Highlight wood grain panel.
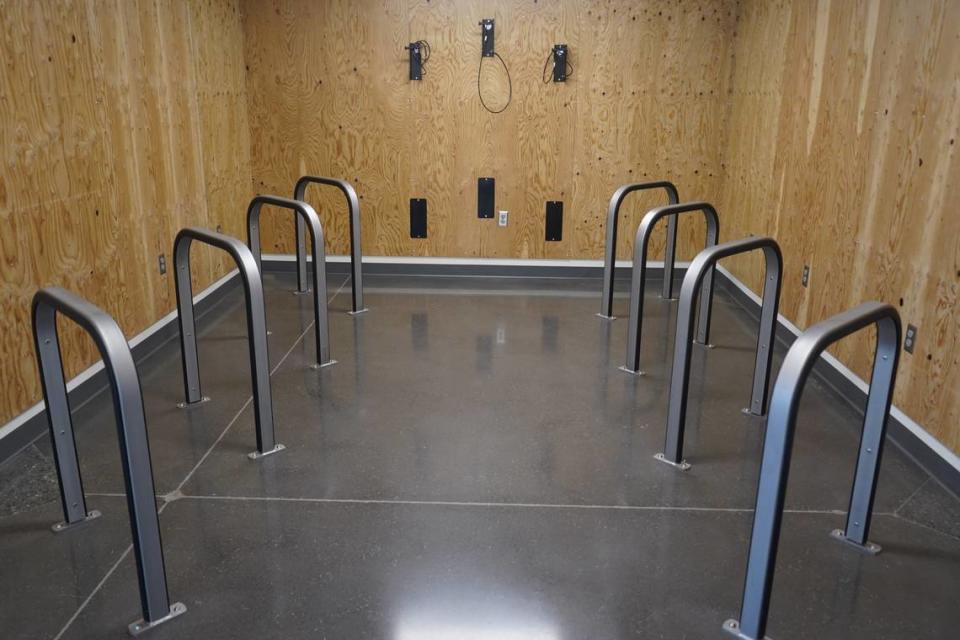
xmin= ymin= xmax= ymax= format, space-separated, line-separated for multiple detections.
xmin=0 ymin=0 xmax=251 ymax=425
xmin=718 ymin=0 xmax=960 ymax=452
xmin=242 ymin=0 xmax=737 ymax=261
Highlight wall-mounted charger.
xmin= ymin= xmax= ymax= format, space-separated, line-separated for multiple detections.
xmin=552 ymin=45 xmax=569 ymax=82
xmin=406 ymin=43 xmax=422 ymax=80
xmin=543 ymin=44 xmax=572 ymax=83
xmin=480 ymin=19 xmax=495 ymax=56
xmin=404 ymin=40 xmax=430 ymax=81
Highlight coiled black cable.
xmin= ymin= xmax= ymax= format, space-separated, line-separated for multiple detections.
xmin=478 ymin=51 xmax=512 ymax=114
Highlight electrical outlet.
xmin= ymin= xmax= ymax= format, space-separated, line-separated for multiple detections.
xmin=904 ymin=324 xmax=918 ymax=354
xmin=498 ymin=210 xmax=508 ymax=226
xmin=158 ymin=254 xmax=167 ymax=275
xmin=801 ymin=264 xmax=810 ymax=287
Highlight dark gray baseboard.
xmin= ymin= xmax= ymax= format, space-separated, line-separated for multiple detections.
xmin=0 ymin=274 xmax=242 ymax=467
xmin=714 ymin=273 xmax=960 ymax=499
xmin=264 ymin=257 xmax=641 ymax=280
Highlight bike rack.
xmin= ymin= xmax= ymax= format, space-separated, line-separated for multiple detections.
xmin=621 ymin=202 xmax=720 ymax=374
xmin=655 ymin=236 xmax=781 ymax=469
xmin=248 ymin=194 xmax=334 ymax=368
xmin=598 ymin=181 xmax=680 ymax=319
xmin=32 ymin=287 xmax=186 ymax=636
xmin=174 ymin=227 xmax=284 ymax=459
xmin=722 ymin=302 xmax=901 ymax=640
xmin=293 ymin=175 xmax=366 ymax=314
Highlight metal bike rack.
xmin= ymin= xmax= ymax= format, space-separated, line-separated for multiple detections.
xmin=598 ymin=181 xmax=680 ymax=319
xmin=293 ymin=175 xmax=366 ymax=314
xmin=723 ymin=302 xmax=901 ymax=640
xmin=622 ymin=202 xmax=720 ymax=374
xmin=248 ymin=194 xmax=334 ymax=368
xmin=32 ymin=287 xmax=186 ymax=636
xmin=174 ymin=227 xmax=284 ymax=459
xmin=655 ymin=237 xmax=781 ymax=469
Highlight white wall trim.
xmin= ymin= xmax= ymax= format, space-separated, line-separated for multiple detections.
xmin=715 ymin=264 xmax=960 ymax=473
xmin=0 ymin=268 xmax=240 ymax=443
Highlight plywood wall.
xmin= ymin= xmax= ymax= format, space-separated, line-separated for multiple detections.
xmin=0 ymin=0 xmax=252 ymax=425
xmin=242 ymin=0 xmax=738 ymax=261
xmin=4 ymin=0 xmax=958 ymax=458
xmin=718 ymin=0 xmax=960 ymax=452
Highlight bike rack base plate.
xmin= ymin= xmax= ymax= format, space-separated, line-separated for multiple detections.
xmin=722 ymin=619 xmax=772 ymax=640
xmin=128 ymin=602 xmax=187 ymax=637
xmin=829 ymin=528 xmax=882 ymax=555
xmin=247 ymin=443 xmax=286 ymax=461
xmin=51 ymin=509 xmax=102 ymax=534
xmin=176 ymin=396 xmax=211 ymax=409
xmin=653 ymin=453 xmax=691 ymax=471
xmin=618 ymin=366 xmax=645 ymax=376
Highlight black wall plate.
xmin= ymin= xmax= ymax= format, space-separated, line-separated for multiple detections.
xmin=408 ymin=42 xmax=422 ymax=80
xmin=410 ymin=198 xmax=427 ymax=238
xmin=552 ymin=44 xmax=568 ymax=82
xmin=478 ymin=178 xmax=495 ymax=218
xmin=545 ymin=201 xmax=563 ymax=241
xmin=480 ymin=19 xmax=495 ymax=57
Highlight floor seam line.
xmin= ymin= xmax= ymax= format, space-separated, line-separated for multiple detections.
xmin=893 ymin=477 xmax=929 ymax=516
xmin=163 ymin=493 xmax=894 ymax=515
xmin=885 ymin=512 xmax=960 ymax=543
xmin=51 ymin=545 xmax=134 ymax=640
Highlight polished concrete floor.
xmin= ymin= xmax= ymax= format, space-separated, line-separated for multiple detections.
xmin=1 ymin=271 xmax=958 ymax=640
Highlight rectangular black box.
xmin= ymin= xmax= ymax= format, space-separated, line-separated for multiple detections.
xmin=410 ymin=198 xmax=427 ymax=238
xmin=546 ymin=201 xmax=563 ymax=241
xmin=478 ymin=178 xmax=495 ymax=218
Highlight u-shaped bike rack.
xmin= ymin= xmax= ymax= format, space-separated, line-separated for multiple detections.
xmin=32 ymin=287 xmax=185 ymax=636
xmin=294 ymin=175 xmax=366 ymax=314
xmin=622 ymin=202 xmax=720 ymax=374
xmin=598 ymin=181 xmax=680 ymax=319
xmin=248 ymin=194 xmax=334 ymax=368
xmin=655 ymin=236 xmax=782 ymax=469
xmin=723 ymin=302 xmax=901 ymax=640
xmin=174 ymin=227 xmax=284 ymax=459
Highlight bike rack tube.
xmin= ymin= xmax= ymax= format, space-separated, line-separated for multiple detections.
xmin=293 ymin=175 xmax=366 ymax=314
xmin=622 ymin=202 xmax=720 ymax=374
xmin=32 ymin=287 xmax=186 ymax=635
xmin=722 ymin=302 xmax=901 ymax=640
xmin=598 ymin=181 xmax=680 ymax=319
xmin=656 ymin=236 xmax=781 ymax=469
xmin=248 ymin=194 xmax=333 ymax=368
xmin=174 ymin=227 xmax=284 ymax=459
